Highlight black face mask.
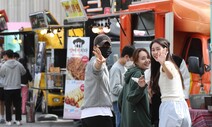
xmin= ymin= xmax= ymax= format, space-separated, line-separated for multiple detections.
xmin=99 ymin=47 xmax=112 ymax=58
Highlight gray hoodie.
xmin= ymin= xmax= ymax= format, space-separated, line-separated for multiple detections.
xmin=81 ymin=57 xmax=112 ymax=109
xmin=0 ymin=59 xmax=26 ymax=90
xmin=0 ymin=62 xmax=4 ymax=87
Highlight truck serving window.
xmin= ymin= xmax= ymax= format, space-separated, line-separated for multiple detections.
xmin=132 ymin=11 xmax=155 ymax=41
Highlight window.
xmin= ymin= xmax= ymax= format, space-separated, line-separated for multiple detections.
xmin=132 ymin=11 xmax=155 ymax=41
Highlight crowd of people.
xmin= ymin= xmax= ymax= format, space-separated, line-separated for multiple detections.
xmin=0 ymin=34 xmax=192 ymax=127
xmin=81 ymin=34 xmax=192 ymax=127
xmin=0 ymin=49 xmax=32 ymax=126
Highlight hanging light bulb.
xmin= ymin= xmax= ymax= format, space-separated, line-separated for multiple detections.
xmin=103 ymin=26 xmax=110 ymax=33
xmin=53 ymin=29 xmax=58 ymax=34
xmin=49 ymin=33 xmax=54 ymax=37
xmin=40 ymin=29 xmax=47 ymax=35
xmin=58 ymin=28 xmax=61 ymax=32
xmin=92 ymin=26 xmax=99 ymax=33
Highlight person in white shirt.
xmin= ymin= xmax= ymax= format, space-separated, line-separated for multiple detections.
xmin=145 ymin=54 xmax=190 ymax=127
xmin=149 ymin=38 xmax=191 ymax=127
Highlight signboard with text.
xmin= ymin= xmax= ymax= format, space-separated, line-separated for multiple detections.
xmin=63 ymin=37 xmax=90 ymax=119
xmin=61 ymin=0 xmax=88 ymax=23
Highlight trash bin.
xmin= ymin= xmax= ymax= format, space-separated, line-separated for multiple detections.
xmin=26 ymin=101 xmax=35 ymax=123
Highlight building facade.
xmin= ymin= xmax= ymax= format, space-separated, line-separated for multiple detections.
xmin=0 ymin=0 xmax=66 ymax=25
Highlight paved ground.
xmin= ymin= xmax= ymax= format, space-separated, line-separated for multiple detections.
xmin=0 ymin=113 xmax=82 ymax=127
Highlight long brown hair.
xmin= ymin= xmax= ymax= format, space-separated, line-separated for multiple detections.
xmin=149 ymin=38 xmax=184 ymax=94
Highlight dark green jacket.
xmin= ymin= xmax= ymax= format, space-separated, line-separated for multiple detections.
xmin=118 ymin=66 xmax=152 ymax=127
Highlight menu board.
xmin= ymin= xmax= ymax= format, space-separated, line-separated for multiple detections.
xmin=29 ymin=11 xmax=59 ymax=30
xmin=0 ymin=10 xmax=8 ymax=31
xmin=0 ymin=16 xmax=7 ymax=31
xmin=61 ymin=0 xmax=88 ymax=23
xmin=35 ymin=42 xmax=46 ymax=73
xmin=29 ymin=12 xmax=48 ymax=30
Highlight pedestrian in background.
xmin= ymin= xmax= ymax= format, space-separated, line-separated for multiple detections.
xmin=118 ymin=48 xmax=152 ymax=127
xmin=149 ymin=38 xmax=191 ymax=127
xmin=109 ymin=45 xmax=135 ymax=127
xmin=13 ymin=52 xmax=20 ymax=60
xmin=81 ymin=34 xmax=114 ymax=127
xmin=11 ymin=52 xmax=20 ymax=115
xmin=19 ymin=58 xmax=33 ymax=115
xmin=0 ymin=49 xmax=26 ymax=126
xmin=0 ymin=51 xmax=6 ymax=124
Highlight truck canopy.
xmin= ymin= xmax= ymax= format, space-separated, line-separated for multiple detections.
xmin=173 ymin=0 xmax=210 ymax=35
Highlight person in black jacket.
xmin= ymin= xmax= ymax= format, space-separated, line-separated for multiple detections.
xmin=19 ymin=58 xmax=32 ymax=115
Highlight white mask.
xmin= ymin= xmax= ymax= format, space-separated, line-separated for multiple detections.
xmin=125 ymin=61 xmax=134 ymax=68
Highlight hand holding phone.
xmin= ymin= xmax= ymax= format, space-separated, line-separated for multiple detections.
xmin=131 ymin=77 xmax=139 ymax=83
xmin=138 ymin=75 xmax=146 ymax=87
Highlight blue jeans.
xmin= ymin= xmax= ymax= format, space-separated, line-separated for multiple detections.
xmin=113 ymin=102 xmax=120 ymax=127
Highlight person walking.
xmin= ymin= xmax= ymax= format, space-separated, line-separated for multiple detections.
xmin=81 ymin=34 xmax=114 ymax=127
xmin=149 ymin=38 xmax=191 ymax=127
xmin=19 ymin=58 xmax=33 ymax=115
xmin=0 ymin=50 xmax=26 ymax=126
xmin=109 ymin=45 xmax=135 ymax=127
xmin=118 ymin=48 xmax=152 ymax=127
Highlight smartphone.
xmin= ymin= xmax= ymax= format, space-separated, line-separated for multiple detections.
xmin=131 ymin=77 xmax=139 ymax=83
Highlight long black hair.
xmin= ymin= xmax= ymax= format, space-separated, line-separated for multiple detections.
xmin=149 ymin=38 xmax=184 ymax=94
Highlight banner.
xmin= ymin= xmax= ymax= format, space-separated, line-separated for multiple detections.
xmin=63 ymin=37 xmax=90 ymax=119
xmin=33 ymin=73 xmax=41 ymax=106
xmin=35 ymin=42 xmax=46 ymax=73
xmin=60 ymin=0 xmax=88 ymax=22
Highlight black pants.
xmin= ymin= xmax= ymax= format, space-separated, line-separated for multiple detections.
xmin=81 ymin=115 xmax=114 ymax=127
xmin=4 ymin=89 xmax=22 ymax=121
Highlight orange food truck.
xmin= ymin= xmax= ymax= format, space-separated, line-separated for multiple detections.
xmin=118 ymin=0 xmax=210 ymax=95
